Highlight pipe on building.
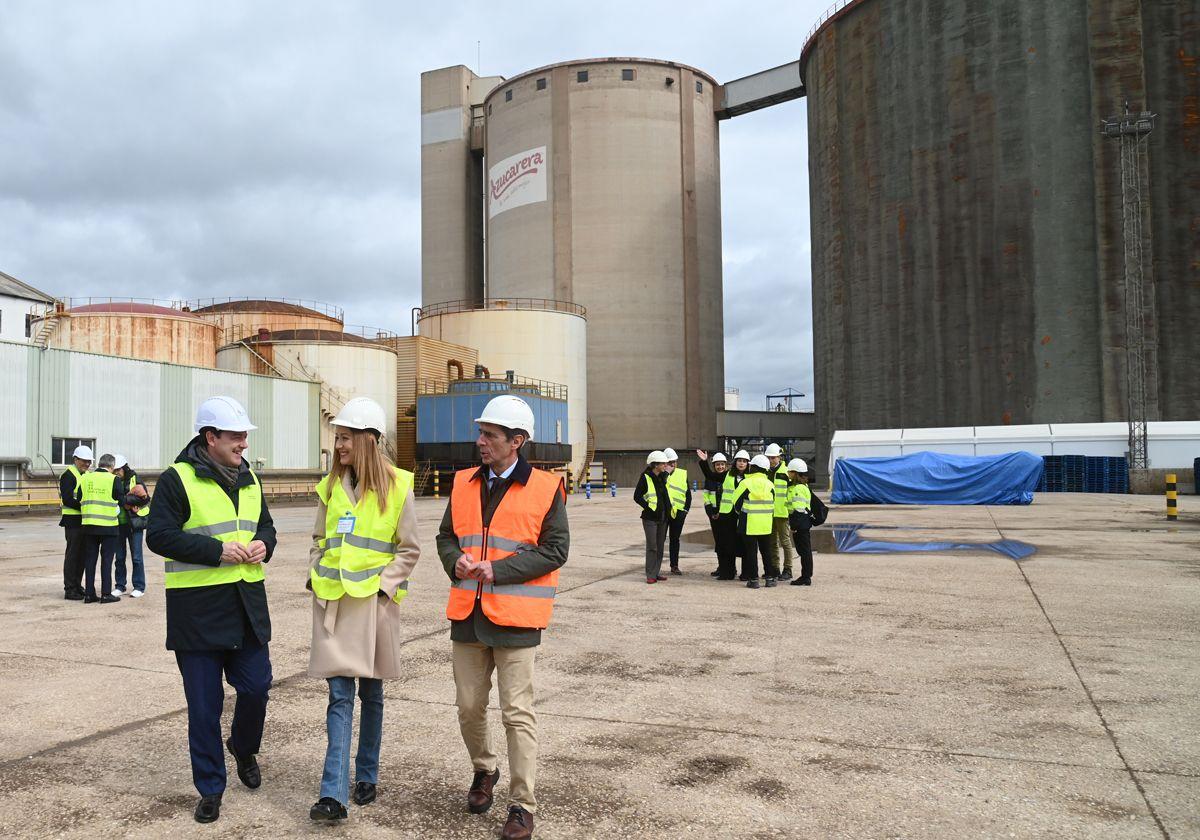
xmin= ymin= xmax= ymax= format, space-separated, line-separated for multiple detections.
xmin=447 ymin=359 xmax=464 ymax=380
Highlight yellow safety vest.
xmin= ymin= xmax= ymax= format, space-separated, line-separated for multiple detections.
xmin=126 ymin=470 xmax=151 ymax=525
xmin=641 ymin=471 xmax=659 ymax=512
xmin=789 ymin=482 xmax=812 ymax=514
xmin=80 ymin=470 xmax=119 ymax=527
xmin=733 ymin=472 xmax=775 ymax=535
xmin=772 ymin=465 xmax=790 ymax=517
xmin=312 ymin=467 xmax=412 ymax=602
xmin=665 ymin=467 xmax=689 ymax=518
xmin=164 ymin=461 xmax=264 ymax=590
xmin=61 ymin=464 xmax=83 ymax=520
xmin=718 ymin=473 xmax=740 ymax=515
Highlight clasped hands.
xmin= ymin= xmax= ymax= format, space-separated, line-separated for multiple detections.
xmin=454 ymin=555 xmax=495 ymax=584
xmin=220 ymin=540 xmax=268 ymax=565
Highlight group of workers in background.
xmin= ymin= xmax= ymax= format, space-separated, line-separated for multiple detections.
xmin=636 ymin=443 xmax=815 ymax=589
xmin=59 ymin=446 xmax=151 ymax=602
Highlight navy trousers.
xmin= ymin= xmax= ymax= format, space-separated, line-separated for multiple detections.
xmin=175 ymin=636 xmax=272 ymax=796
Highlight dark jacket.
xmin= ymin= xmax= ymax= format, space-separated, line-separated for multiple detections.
xmin=634 ymin=470 xmax=671 ymax=522
xmin=436 ymin=454 xmax=570 ymax=649
xmin=146 ymin=437 xmax=277 ymax=651
xmin=59 ymin=469 xmax=81 ymax=528
xmin=80 ymin=469 xmax=123 ymax=537
xmin=700 ymin=459 xmax=745 ymax=520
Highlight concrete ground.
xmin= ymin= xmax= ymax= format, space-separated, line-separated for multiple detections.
xmin=0 ymin=492 xmax=1197 ymax=839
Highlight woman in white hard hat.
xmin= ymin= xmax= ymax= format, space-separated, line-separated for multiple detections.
xmin=307 ymin=397 xmax=421 ymax=822
xmin=786 ymin=458 xmax=814 ymax=586
xmin=635 ymin=451 xmax=673 ymax=584
xmin=730 ymin=454 xmax=780 ymax=588
xmin=695 ymin=449 xmax=738 ymax=580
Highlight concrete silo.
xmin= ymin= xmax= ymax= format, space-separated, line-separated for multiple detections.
xmin=422 ymin=59 xmax=725 ymax=483
xmin=802 ymin=0 xmax=1200 ymax=463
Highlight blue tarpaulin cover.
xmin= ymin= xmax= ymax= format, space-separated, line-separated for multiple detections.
xmin=831 ymin=451 xmax=1043 ymax=506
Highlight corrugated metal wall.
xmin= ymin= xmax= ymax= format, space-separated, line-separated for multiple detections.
xmin=0 ymin=341 xmax=319 ymax=472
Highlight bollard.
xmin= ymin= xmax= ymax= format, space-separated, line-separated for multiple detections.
xmin=566 ymin=468 xmax=573 ymax=495
xmin=584 ymin=481 xmax=592 ymax=500
xmin=1167 ymin=473 xmax=1178 ymax=521
xmin=692 ymin=479 xmax=698 ymax=493
xmin=610 ymin=482 xmax=617 ymax=497
xmin=433 ymin=470 xmax=440 ymax=499
xmin=602 ymin=467 xmax=608 ymax=488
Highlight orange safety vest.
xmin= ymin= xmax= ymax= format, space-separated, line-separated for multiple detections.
xmin=446 ymin=465 xmax=566 ymax=629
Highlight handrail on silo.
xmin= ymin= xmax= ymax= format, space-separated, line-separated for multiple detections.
xmin=185 ymin=296 xmax=346 ymax=323
xmin=412 ymin=298 xmax=587 ymax=332
xmin=802 ymin=0 xmax=863 ymax=57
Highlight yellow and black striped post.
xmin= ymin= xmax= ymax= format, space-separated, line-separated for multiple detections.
xmin=1166 ymin=473 xmax=1177 ymax=521
xmin=433 ymin=470 xmax=441 ymax=499
xmin=566 ymin=468 xmax=573 ymax=495
xmin=602 ymin=467 xmax=608 ymax=488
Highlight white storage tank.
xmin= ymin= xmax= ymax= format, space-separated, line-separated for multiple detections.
xmin=417 ymin=300 xmax=587 ymax=477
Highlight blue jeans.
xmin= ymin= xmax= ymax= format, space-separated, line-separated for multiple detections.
xmin=320 ymin=677 xmax=384 ymax=804
xmin=114 ymin=526 xmax=146 ymax=592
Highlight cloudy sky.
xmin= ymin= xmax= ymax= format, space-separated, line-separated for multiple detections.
xmin=1 ymin=0 xmax=825 ymax=411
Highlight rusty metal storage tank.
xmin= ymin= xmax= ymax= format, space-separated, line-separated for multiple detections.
xmin=802 ymin=0 xmax=1200 ymax=465
xmin=35 ymin=299 xmax=218 ymax=367
xmin=190 ymin=297 xmax=344 ymax=345
xmin=422 ymin=59 xmax=725 ymax=481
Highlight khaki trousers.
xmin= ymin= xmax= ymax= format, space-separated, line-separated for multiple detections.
xmin=452 ymin=641 xmax=538 ymax=812
xmin=771 ymin=517 xmax=795 ymax=575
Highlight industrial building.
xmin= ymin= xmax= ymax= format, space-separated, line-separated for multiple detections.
xmin=803 ymin=0 xmax=1200 ymax=465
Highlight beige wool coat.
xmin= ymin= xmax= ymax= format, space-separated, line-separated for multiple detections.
xmin=307 ymin=473 xmax=421 ymax=679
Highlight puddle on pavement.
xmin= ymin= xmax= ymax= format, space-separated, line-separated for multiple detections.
xmin=810 ymin=525 xmax=1036 ymax=560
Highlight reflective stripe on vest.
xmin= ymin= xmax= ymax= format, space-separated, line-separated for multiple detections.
xmin=702 ymin=488 xmax=716 ymax=507
xmin=772 ymin=466 xmax=790 ymax=517
xmin=642 ymin=473 xmax=658 ymax=512
xmin=165 ymin=461 xmax=264 ymax=590
xmin=80 ymin=471 xmax=119 ymax=527
xmin=447 ymin=466 xmax=565 ymax=629
xmin=61 ymin=465 xmax=82 ymax=518
xmin=738 ymin=473 xmax=775 ymax=535
xmin=665 ymin=468 xmax=688 ymax=516
xmin=718 ymin=473 xmax=740 ymax=515
xmin=311 ymin=467 xmax=413 ymax=601
xmin=789 ymin=483 xmax=812 ymax=513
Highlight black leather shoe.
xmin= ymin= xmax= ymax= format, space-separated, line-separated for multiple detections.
xmin=194 ymin=793 xmax=222 ymax=823
xmin=352 ymin=781 xmax=376 ymax=805
xmin=746 ymin=580 xmax=761 ymax=589
xmin=99 ymin=594 xmax=120 ymax=603
xmin=709 ymin=569 xmax=720 ymax=577
xmin=670 ymin=567 xmax=682 ymax=575
xmin=226 ymin=738 xmax=261 ymax=789
xmin=765 ymin=577 xmax=777 ymax=588
xmin=64 ymin=590 xmax=84 ymax=601
xmin=82 ymin=594 xmax=98 ymax=603
xmin=309 ymin=797 xmax=347 ymax=821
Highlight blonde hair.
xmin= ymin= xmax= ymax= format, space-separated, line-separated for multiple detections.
xmin=329 ymin=429 xmax=394 ymax=513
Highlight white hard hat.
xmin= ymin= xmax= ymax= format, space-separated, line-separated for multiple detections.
xmin=663 ymin=447 xmax=678 ymax=461
xmin=113 ymin=454 xmax=128 ymax=469
xmin=764 ymin=443 xmax=783 ymax=457
xmin=194 ymin=395 xmax=257 ymax=433
xmin=710 ymin=452 xmax=728 ymax=464
xmin=475 ymin=395 xmax=535 ymax=441
xmin=72 ymin=445 xmax=94 ymax=461
xmin=750 ymin=454 xmax=770 ymax=470
xmin=787 ymin=458 xmax=808 ymax=473
xmin=734 ymin=450 xmax=750 ymax=462
xmin=332 ymin=397 xmax=387 ymax=435
xmin=647 ymin=450 xmax=669 ymax=465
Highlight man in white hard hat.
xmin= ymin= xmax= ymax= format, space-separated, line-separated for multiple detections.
xmin=436 ymin=394 xmax=569 ymax=840
xmin=59 ymin=444 xmax=93 ymax=600
xmin=79 ymin=452 xmax=125 ymax=603
xmin=786 ymin=458 xmax=814 ymax=586
xmin=661 ymin=448 xmax=691 ymax=575
xmin=147 ymin=396 xmax=277 ymax=824
xmin=636 ymin=451 xmax=673 ymax=583
xmin=763 ymin=443 xmax=796 ymax=581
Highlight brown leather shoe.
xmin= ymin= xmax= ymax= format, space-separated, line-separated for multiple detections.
xmin=467 ymin=768 xmax=499 ymax=814
xmin=501 ymin=805 xmax=534 ymax=839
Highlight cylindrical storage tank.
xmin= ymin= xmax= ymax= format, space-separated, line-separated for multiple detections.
xmin=466 ymin=58 xmax=724 ymax=479
xmin=418 ymin=301 xmax=587 ymax=476
xmin=802 ymin=0 xmax=1200 ymax=468
xmin=39 ymin=301 xmax=218 ymax=367
xmin=217 ymin=329 xmax=397 ymax=458
xmin=191 ymin=298 xmax=343 ymax=344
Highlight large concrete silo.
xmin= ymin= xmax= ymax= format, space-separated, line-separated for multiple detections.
xmin=802 ymin=0 xmax=1200 ymax=463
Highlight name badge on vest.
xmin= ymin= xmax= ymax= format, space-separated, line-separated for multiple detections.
xmin=336 ymin=514 xmax=356 ymax=534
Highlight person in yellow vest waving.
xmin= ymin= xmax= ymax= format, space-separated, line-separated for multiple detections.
xmin=436 ymin=395 xmax=569 ymax=840
xmin=306 ymin=397 xmax=421 ymax=822
xmin=79 ymin=452 xmax=124 ymax=603
xmin=146 ymin=395 xmax=277 ymax=825
xmin=662 ymin=448 xmax=692 ymax=575
xmin=59 ymin=444 xmax=92 ymax=600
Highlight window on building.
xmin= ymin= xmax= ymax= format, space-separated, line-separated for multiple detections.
xmin=622 ymin=68 xmax=635 ymax=81
xmin=696 ymin=80 xmax=703 ymax=93
xmin=577 ymin=70 xmax=588 ymax=83
xmin=51 ymin=437 xmax=96 ymax=466
xmin=505 ymin=89 xmax=512 ymax=102
xmin=24 ymin=313 xmax=32 ymax=338
xmin=536 ymin=77 xmax=546 ymax=90
xmin=0 ymin=464 xmax=18 ymax=494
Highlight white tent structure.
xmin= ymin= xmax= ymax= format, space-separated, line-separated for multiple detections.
xmin=829 ymin=421 xmax=1200 ymax=474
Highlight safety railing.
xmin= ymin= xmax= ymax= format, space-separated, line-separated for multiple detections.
xmin=418 ymin=374 xmax=568 ymax=401
xmin=51 ymin=297 xmax=194 ymax=312
xmin=803 ymin=0 xmax=861 ymax=52
xmin=187 ymin=297 xmax=345 ymax=322
xmin=412 ymin=298 xmax=586 ymax=334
